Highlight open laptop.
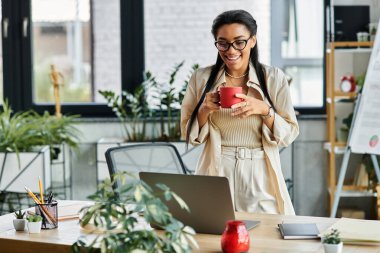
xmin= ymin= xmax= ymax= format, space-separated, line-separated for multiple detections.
xmin=139 ymin=172 xmax=260 ymax=234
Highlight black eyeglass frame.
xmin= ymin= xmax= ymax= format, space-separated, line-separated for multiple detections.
xmin=214 ymin=37 xmax=251 ymax=52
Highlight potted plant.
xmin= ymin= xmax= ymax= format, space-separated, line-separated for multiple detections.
xmin=13 ymin=210 xmax=26 ymax=231
xmin=337 ymin=112 xmax=352 ymax=142
xmin=99 ymin=62 xmax=199 ymax=142
xmin=361 ymin=154 xmax=380 ymax=190
xmin=0 ymin=101 xmax=51 ymax=193
xmin=0 ymin=101 xmax=81 ymax=193
xmin=96 ymin=62 xmax=200 ymax=181
xmin=149 ymin=62 xmax=199 ymax=141
xmin=71 ymin=172 xmax=198 ymax=252
xmin=27 ymin=214 xmax=43 ymax=234
xmin=322 ymin=229 xmax=343 ymax=253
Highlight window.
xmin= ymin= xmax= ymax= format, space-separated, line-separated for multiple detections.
xmin=2 ymin=0 xmax=323 ymax=116
xmin=32 ymin=0 xmax=92 ymax=103
xmin=1 ymin=0 xmax=137 ymax=116
xmin=271 ymin=0 xmax=325 ymax=114
xmin=31 ymin=0 xmax=122 ymax=105
xmin=144 ymin=0 xmax=271 ymax=89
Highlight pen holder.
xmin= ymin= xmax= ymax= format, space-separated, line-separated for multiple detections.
xmin=35 ymin=200 xmax=58 ymax=229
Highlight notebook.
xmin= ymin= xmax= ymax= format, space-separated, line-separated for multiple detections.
xmin=320 ymin=218 xmax=380 ymax=245
xmin=278 ymin=223 xmax=320 ymax=239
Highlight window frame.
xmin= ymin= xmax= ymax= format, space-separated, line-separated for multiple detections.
xmin=1 ymin=0 xmax=145 ymax=117
xmin=270 ymin=0 xmax=326 ymax=115
xmin=2 ymin=0 xmax=327 ymax=116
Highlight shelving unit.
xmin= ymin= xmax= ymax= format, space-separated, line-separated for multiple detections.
xmin=325 ymin=41 xmax=374 ymax=213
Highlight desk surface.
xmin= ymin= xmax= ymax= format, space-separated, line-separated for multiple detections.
xmin=0 ymin=201 xmax=379 ymax=253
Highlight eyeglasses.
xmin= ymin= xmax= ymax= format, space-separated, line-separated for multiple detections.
xmin=214 ymin=38 xmax=250 ymax=52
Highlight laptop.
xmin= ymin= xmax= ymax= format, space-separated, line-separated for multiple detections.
xmin=139 ymin=172 xmax=260 ymax=234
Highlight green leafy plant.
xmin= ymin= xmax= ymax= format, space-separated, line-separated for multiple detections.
xmin=27 ymin=214 xmax=43 ymax=222
xmin=338 ymin=112 xmax=353 ymax=140
xmin=71 ymin=172 xmax=197 ymax=253
xmin=362 ymin=154 xmax=380 ymax=190
xmin=0 ymin=101 xmax=45 ymax=165
xmin=355 ymin=73 xmax=366 ymax=91
xmin=0 ymin=101 xmax=81 ymax=163
xmin=99 ymin=62 xmax=199 ymax=142
xmin=322 ymin=229 xmax=341 ymax=244
xmin=151 ymin=62 xmax=199 ymax=141
xmin=99 ymin=83 xmax=151 ymax=142
xmin=36 ymin=112 xmax=81 ymax=159
xmin=14 ymin=210 xmax=26 ymax=219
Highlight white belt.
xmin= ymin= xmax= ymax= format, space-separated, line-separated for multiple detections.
xmin=221 ymin=146 xmax=264 ymax=160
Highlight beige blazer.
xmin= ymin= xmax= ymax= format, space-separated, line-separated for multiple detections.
xmin=180 ymin=63 xmax=299 ymax=215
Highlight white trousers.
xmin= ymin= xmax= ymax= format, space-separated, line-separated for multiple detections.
xmin=220 ymin=146 xmax=278 ymax=214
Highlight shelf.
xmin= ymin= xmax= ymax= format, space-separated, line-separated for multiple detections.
xmin=323 ymin=142 xmax=347 ymax=154
xmin=329 ymin=187 xmax=377 ymax=198
xmin=334 ymin=48 xmax=372 ymax=53
xmin=334 ymin=91 xmax=357 ymax=98
xmin=341 ymin=190 xmax=377 ymax=197
xmin=329 ymin=41 xmax=374 ymax=48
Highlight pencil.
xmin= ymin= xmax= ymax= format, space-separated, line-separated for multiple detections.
xmin=24 ymin=186 xmax=57 ymax=223
xmin=38 ymin=176 xmax=44 ymax=204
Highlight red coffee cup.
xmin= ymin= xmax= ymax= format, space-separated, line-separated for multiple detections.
xmin=219 ymin=86 xmax=243 ymax=108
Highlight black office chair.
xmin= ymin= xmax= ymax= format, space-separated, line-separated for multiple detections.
xmin=105 ymin=143 xmax=189 ymax=183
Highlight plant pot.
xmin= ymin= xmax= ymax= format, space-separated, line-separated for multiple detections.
xmin=323 ymin=242 xmax=343 ymax=253
xmin=0 ymin=146 xmax=51 ymax=193
xmin=27 ymin=221 xmax=42 ymax=234
xmin=13 ymin=219 xmax=26 ymax=231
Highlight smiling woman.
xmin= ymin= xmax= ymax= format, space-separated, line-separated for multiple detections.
xmin=181 ymin=10 xmax=299 ymax=215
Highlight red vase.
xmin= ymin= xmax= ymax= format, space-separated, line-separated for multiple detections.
xmin=221 ymin=220 xmax=250 ymax=253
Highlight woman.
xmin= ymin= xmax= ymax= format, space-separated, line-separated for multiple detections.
xmin=181 ymin=10 xmax=299 ymax=215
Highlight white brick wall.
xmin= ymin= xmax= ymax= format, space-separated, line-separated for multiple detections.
xmin=92 ymin=0 xmax=121 ymax=102
xmin=92 ymin=1 xmax=270 ymax=99
xmin=144 ymin=0 xmax=270 ymax=86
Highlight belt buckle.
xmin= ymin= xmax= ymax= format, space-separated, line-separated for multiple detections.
xmin=237 ymin=147 xmax=246 ymax=159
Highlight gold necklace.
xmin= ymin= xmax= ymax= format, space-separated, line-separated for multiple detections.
xmin=225 ymin=70 xmax=249 ymax=79
xmin=225 ymin=75 xmax=247 ymax=87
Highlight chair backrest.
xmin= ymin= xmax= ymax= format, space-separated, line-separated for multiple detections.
xmin=105 ymin=143 xmax=188 ymax=181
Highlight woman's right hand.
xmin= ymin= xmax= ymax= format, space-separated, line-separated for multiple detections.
xmin=199 ymin=91 xmax=220 ymax=115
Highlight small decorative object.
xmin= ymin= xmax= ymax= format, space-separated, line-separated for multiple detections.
xmin=356 ymin=31 xmax=369 ymax=42
xmin=27 ymin=214 xmax=43 ymax=234
xmin=322 ymin=228 xmax=343 ymax=253
xmin=369 ymin=23 xmax=377 ymax=41
xmin=13 ymin=210 xmax=26 ymax=231
xmin=49 ymin=64 xmax=64 ymax=118
xmin=339 ymin=74 xmax=356 ymax=93
xmin=221 ymin=220 xmax=250 ymax=253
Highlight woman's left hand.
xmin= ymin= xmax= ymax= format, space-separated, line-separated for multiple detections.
xmin=230 ymin=93 xmax=269 ymax=118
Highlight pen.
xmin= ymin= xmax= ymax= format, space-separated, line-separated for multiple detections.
xmin=47 ymin=191 xmax=54 ymax=204
xmin=39 ymin=176 xmax=44 ymax=204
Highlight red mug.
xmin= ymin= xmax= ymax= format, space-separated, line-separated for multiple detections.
xmin=219 ymin=86 xmax=243 ymax=108
xmin=221 ymin=220 xmax=250 ymax=253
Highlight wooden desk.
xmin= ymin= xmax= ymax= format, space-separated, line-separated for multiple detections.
xmin=0 ymin=201 xmax=379 ymax=253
